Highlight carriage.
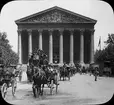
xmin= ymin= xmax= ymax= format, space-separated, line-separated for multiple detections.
xmin=0 ymin=64 xmax=18 ymax=98
xmin=26 ymin=49 xmax=59 ymax=97
xmin=103 ymin=61 xmax=112 ymax=77
xmin=89 ymin=63 xmax=99 ymax=75
xmin=59 ymin=64 xmax=71 ymax=81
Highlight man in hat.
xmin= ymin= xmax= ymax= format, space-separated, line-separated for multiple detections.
xmin=94 ymin=67 xmax=99 ymax=81
xmin=18 ymin=64 xmax=23 ymax=82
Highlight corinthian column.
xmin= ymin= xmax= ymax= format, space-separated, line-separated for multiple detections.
xmin=28 ymin=29 xmax=32 ymax=57
xmin=90 ymin=29 xmax=95 ymax=64
xmin=18 ymin=29 xmax=22 ymax=64
xmin=59 ymin=29 xmax=63 ymax=66
xmin=69 ymin=29 xmax=74 ymax=66
xmin=38 ymin=29 xmax=43 ymax=50
xmin=80 ymin=29 xmax=84 ymax=65
xmin=49 ymin=29 xmax=53 ymax=64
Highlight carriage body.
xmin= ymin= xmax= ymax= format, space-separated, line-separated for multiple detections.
xmin=0 ymin=64 xmax=17 ymax=98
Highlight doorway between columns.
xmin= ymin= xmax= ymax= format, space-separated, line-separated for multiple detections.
xmin=53 ymin=30 xmax=59 ymax=63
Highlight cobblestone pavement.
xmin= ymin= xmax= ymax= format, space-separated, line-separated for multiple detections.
xmin=4 ymin=73 xmax=114 ymax=105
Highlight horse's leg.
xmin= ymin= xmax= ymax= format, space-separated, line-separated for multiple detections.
xmin=39 ymin=85 xmax=42 ymax=96
xmin=63 ymin=75 xmax=64 ymax=81
xmin=37 ymin=85 xmax=40 ymax=97
xmin=60 ymin=73 xmax=61 ymax=81
xmin=41 ymin=84 xmax=44 ymax=96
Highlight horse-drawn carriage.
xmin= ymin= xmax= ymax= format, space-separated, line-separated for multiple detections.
xmin=103 ymin=61 xmax=112 ymax=77
xmin=59 ymin=64 xmax=71 ymax=81
xmin=88 ymin=63 xmax=99 ymax=76
xmin=26 ymin=49 xmax=59 ymax=97
xmin=0 ymin=64 xmax=18 ymax=98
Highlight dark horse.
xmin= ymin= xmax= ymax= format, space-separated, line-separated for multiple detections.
xmin=32 ymin=65 xmax=59 ymax=97
xmin=32 ymin=66 xmax=47 ymax=97
xmin=26 ymin=65 xmax=33 ymax=82
xmin=59 ymin=66 xmax=70 ymax=81
xmin=27 ymin=49 xmax=59 ymax=97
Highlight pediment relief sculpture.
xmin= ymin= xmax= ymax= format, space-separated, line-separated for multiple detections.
xmin=22 ymin=10 xmax=91 ymax=23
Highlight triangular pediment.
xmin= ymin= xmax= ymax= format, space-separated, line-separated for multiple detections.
xmin=15 ymin=6 xmax=97 ymax=24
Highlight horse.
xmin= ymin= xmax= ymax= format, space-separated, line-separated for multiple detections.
xmin=81 ymin=66 xmax=86 ymax=74
xmin=59 ymin=66 xmax=70 ymax=81
xmin=103 ymin=67 xmax=112 ymax=77
xmin=32 ymin=66 xmax=47 ymax=97
xmin=69 ymin=66 xmax=77 ymax=76
xmin=26 ymin=65 xmax=33 ymax=82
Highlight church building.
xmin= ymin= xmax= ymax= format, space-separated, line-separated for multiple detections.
xmin=15 ymin=6 xmax=97 ymax=66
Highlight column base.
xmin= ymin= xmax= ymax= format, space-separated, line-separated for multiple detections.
xmin=59 ymin=62 xmax=64 ymax=66
xmin=18 ymin=63 xmax=22 ymax=65
xmin=79 ymin=62 xmax=85 ymax=67
xmin=69 ymin=62 xmax=75 ymax=67
xmin=90 ymin=61 xmax=94 ymax=64
xmin=49 ymin=62 xmax=53 ymax=65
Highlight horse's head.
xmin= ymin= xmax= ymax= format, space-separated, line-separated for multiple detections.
xmin=33 ymin=66 xmax=38 ymax=74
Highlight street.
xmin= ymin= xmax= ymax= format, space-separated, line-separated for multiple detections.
xmin=4 ymin=73 xmax=114 ymax=105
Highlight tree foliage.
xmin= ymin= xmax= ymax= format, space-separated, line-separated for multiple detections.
xmin=94 ymin=34 xmax=114 ymax=63
xmin=0 ymin=32 xmax=18 ymax=65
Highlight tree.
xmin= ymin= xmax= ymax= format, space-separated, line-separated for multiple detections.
xmin=94 ymin=34 xmax=114 ymax=63
xmin=105 ymin=34 xmax=114 ymax=44
xmin=0 ymin=32 xmax=18 ymax=65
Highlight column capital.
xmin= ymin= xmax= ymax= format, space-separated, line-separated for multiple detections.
xmin=27 ymin=29 xmax=32 ymax=34
xmin=17 ymin=29 xmax=22 ymax=34
xmin=79 ymin=28 xmax=85 ymax=32
xmin=37 ymin=29 xmax=43 ymax=33
xmin=79 ymin=28 xmax=85 ymax=35
xmin=74 ymin=28 xmax=80 ymax=31
xmin=89 ymin=29 xmax=95 ymax=34
xmin=48 ymin=28 xmax=53 ymax=34
xmin=69 ymin=29 xmax=74 ymax=34
xmin=59 ymin=29 xmax=64 ymax=34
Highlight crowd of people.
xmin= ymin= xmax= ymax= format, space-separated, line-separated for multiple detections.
xmin=0 ymin=48 xmax=100 ymax=86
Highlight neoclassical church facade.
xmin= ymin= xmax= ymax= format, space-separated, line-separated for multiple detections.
xmin=15 ymin=6 xmax=97 ymax=66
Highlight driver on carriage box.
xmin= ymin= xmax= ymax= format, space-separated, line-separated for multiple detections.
xmin=63 ymin=62 xmax=67 ymax=68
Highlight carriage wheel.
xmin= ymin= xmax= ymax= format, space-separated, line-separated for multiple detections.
xmin=12 ymin=79 xmax=17 ymax=96
xmin=32 ymin=85 xmax=37 ymax=98
xmin=1 ymin=83 xmax=8 ymax=99
xmin=55 ymin=81 xmax=58 ymax=94
xmin=68 ymin=72 xmax=71 ymax=80
xmin=50 ymin=80 xmax=54 ymax=95
xmin=12 ymin=82 xmax=17 ymax=96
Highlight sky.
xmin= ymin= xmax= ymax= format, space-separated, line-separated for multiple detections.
xmin=0 ymin=0 xmax=114 ymax=53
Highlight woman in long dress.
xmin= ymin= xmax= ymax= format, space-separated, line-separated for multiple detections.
xmin=21 ymin=66 xmax=27 ymax=82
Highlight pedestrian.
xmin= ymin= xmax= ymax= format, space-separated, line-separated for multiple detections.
xmin=19 ymin=64 xmax=22 ymax=82
xmin=94 ymin=67 xmax=99 ymax=81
